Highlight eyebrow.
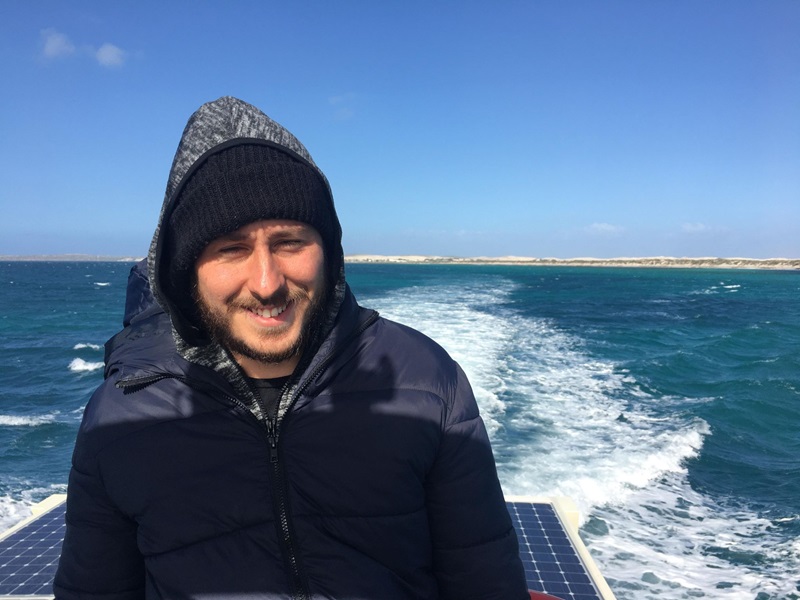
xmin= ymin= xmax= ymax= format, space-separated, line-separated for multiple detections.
xmin=216 ymin=225 xmax=311 ymax=243
xmin=217 ymin=231 xmax=249 ymax=242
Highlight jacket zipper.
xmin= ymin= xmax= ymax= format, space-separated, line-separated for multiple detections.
xmin=267 ymin=409 xmax=307 ymax=600
xmin=116 ymin=373 xmax=174 ymax=394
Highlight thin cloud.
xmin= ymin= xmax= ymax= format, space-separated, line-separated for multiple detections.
xmin=681 ymin=222 xmax=709 ymax=234
xmin=95 ymin=43 xmax=126 ymax=67
xmin=39 ymin=29 xmax=127 ymax=67
xmin=585 ymin=222 xmax=625 ymax=236
xmin=329 ymin=93 xmax=356 ymax=121
xmin=41 ymin=28 xmax=75 ymax=59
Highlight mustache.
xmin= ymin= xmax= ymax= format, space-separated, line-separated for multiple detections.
xmin=228 ymin=287 xmax=309 ymax=312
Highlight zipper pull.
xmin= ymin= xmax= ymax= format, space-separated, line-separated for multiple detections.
xmin=266 ymin=417 xmax=279 ymax=463
xmin=116 ymin=373 xmax=170 ymax=393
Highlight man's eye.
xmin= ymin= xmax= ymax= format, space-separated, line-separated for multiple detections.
xmin=277 ymin=239 xmax=304 ymax=249
xmin=218 ymin=245 xmax=246 ymax=254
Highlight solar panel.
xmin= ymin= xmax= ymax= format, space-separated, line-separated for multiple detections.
xmin=507 ymin=498 xmax=610 ymax=600
xmin=0 ymin=496 xmax=65 ymax=598
xmin=0 ymin=495 xmax=614 ymax=599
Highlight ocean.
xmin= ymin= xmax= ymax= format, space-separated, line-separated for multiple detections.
xmin=1 ymin=260 xmax=798 ymax=599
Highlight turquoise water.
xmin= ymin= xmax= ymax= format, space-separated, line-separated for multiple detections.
xmin=1 ymin=261 xmax=799 ymax=598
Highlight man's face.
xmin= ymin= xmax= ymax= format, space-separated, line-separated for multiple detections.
xmin=194 ymin=219 xmax=327 ymax=378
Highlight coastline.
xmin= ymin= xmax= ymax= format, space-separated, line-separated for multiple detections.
xmin=2 ymin=254 xmax=799 ymax=270
xmin=346 ymin=255 xmax=800 ymax=270
xmin=0 ymin=254 xmax=145 ymax=263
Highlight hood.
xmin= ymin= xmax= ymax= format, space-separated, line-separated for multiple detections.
xmin=149 ymin=96 xmax=343 ymax=346
xmin=146 ymin=97 xmax=347 ymax=418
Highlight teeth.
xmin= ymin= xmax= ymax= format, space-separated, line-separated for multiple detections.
xmin=254 ymin=304 xmax=287 ymax=318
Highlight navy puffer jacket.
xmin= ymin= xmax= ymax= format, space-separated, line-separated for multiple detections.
xmin=55 ymin=263 xmax=526 ymax=599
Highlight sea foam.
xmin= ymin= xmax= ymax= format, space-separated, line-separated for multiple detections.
xmin=0 ymin=484 xmax=67 ymax=533
xmin=586 ymin=472 xmax=800 ymax=599
xmin=68 ymin=358 xmax=104 ymax=372
xmin=0 ymin=414 xmax=57 ymax=427
xmin=73 ymin=343 xmax=102 ymax=350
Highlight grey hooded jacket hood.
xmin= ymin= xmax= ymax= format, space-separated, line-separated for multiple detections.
xmin=146 ymin=96 xmax=346 ymax=418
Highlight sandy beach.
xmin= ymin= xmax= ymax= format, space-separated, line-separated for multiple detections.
xmin=345 ymin=255 xmax=800 ymax=270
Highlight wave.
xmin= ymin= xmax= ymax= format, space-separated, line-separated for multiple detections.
xmin=68 ymin=358 xmax=104 ymax=372
xmin=691 ymin=280 xmax=743 ymax=295
xmin=488 ymin=313 xmax=708 ymax=515
xmin=0 ymin=413 xmax=57 ymax=427
xmin=93 ymin=282 xmax=111 ymax=287
xmin=586 ymin=472 xmax=800 ymax=599
xmin=73 ymin=343 xmax=102 ymax=350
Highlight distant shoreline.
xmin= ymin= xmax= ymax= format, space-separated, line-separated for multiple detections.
xmin=0 ymin=254 xmax=146 ymax=263
xmin=2 ymin=254 xmax=799 ymax=270
xmin=347 ymin=255 xmax=800 ymax=270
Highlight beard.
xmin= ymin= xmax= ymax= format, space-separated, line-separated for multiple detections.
xmin=195 ymin=282 xmax=330 ymax=366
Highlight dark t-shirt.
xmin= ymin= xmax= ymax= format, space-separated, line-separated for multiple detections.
xmin=249 ymin=376 xmax=290 ymax=419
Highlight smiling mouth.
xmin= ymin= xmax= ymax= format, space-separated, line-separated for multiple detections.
xmin=250 ymin=302 xmax=289 ymax=318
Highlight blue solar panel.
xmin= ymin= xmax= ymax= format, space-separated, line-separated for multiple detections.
xmin=0 ymin=497 xmax=611 ymax=599
xmin=0 ymin=499 xmax=65 ymax=597
xmin=508 ymin=500 xmax=605 ymax=600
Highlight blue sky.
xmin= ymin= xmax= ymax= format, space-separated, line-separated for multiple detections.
xmin=1 ymin=1 xmax=798 ymax=258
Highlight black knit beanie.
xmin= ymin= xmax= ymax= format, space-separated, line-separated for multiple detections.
xmin=165 ymin=143 xmax=341 ymax=312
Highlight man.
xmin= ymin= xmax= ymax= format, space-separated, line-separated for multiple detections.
xmin=55 ymin=96 xmax=528 ymax=599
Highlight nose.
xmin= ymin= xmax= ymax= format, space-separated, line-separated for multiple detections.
xmin=247 ymin=246 xmax=285 ymax=302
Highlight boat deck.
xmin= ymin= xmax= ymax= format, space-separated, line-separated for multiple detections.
xmin=0 ymin=494 xmax=615 ymax=599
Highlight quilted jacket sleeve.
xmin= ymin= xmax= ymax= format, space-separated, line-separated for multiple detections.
xmin=53 ymin=413 xmax=145 ymax=598
xmin=425 ymin=364 xmax=529 ymax=600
